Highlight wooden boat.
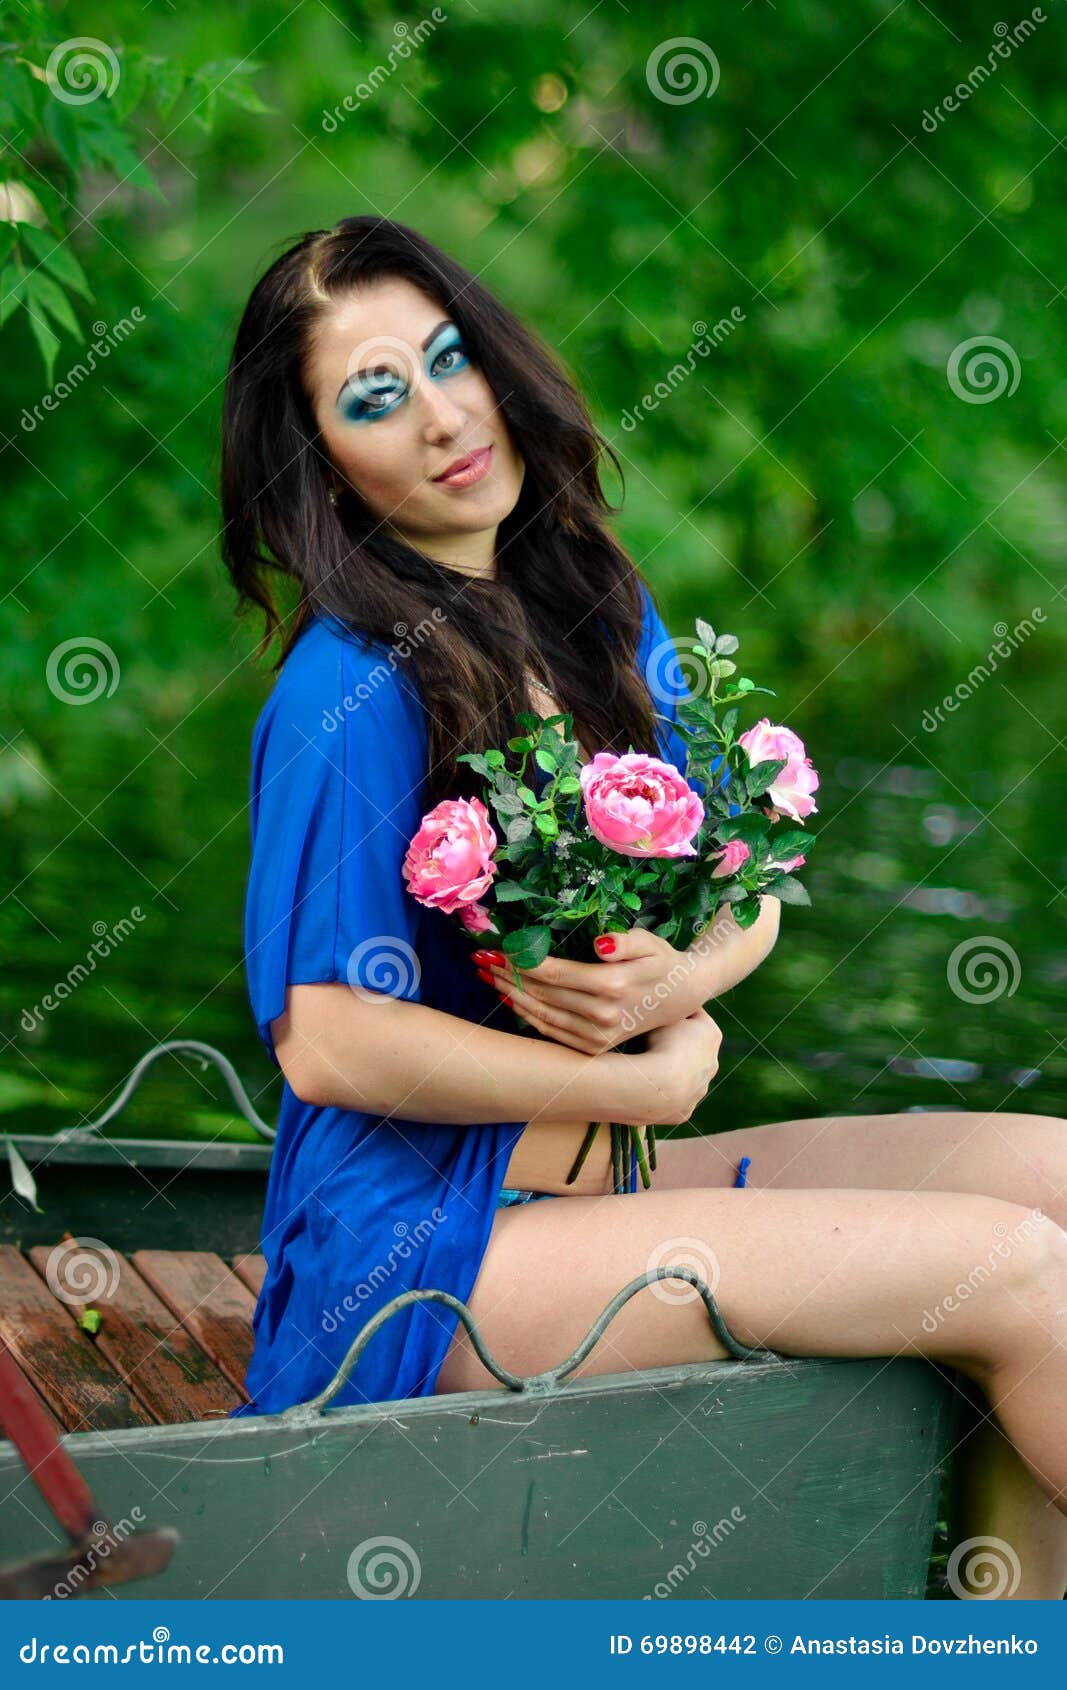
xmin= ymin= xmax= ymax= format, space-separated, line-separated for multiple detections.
xmin=0 ymin=1045 xmax=957 ymax=1600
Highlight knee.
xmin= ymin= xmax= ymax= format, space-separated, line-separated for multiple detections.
xmin=987 ymin=1210 xmax=1067 ymax=1311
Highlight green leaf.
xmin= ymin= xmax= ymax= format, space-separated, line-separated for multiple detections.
xmin=0 ymin=265 xmax=28 ymax=329
xmin=769 ymin=829 xmax=812 ymax=856
xmin=714 ymin=633 xmax=739 ymax=656
xmin=506 ymin=815 xmax=533 ymax=843
xmin=532 ymin=811 xmax=558 ymax=838
xmin=744 ymin=757 xmax=787 ymax=797
xmin=484 ymin=749 xmax=505 ymax=768
xmin=19 ymin=223 xmax=93 ymax=302
xmin=764 ymin=875 xmax=811 ymax=906
xmin=78 ymin=1308 xmax=102 ymax=1335
xmin=731 ymin=898 xmax=762 ymax=929
xmin=503 ymin=925 xmax=554 ymax=969
xmin=695 ymin=616 xmax=716 ymax=648
xmin=25 ymin=303 xmax=60 ymax=386
xmin=620 ymin=891 xmax=641 ymax=910
xmin=25 ymin=271 xmax=82 ymax=341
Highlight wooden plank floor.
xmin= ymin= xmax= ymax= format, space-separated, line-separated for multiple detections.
xmin=0 ymin=1239 xmax=267 ymax=1433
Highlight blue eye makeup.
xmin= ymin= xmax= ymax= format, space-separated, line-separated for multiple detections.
xmin=336 ymin=324 xmax=471 ymax=424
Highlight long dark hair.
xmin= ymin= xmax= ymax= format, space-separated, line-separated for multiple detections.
xmin=220 ymin=214 xmax=663 ymax=807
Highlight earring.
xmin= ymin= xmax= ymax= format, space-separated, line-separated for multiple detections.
xmin=328 ymin=486 xmax=339 ymax=507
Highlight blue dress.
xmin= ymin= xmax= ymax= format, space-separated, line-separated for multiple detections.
xmin=229 ymin=582 xmax=718 ymax=1417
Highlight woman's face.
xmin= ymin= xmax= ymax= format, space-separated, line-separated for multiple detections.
xmin=304 ymin=276 xmax=525 ymax=577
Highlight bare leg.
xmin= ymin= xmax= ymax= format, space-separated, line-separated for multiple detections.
xmin=437 ymin=1185 xmax=1067 ymax=1559
xmin=647 ymin=1109 xmax=1067 ymax=1597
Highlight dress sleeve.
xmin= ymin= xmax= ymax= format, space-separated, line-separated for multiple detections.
xmin=243 ymin=630 xmax=428 ymax=1066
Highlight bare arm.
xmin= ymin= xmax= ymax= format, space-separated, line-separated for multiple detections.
xmin=272 ymin=983 xmax=685 ymax=1127
xmin=684 ymin=893 xmax=781 ymax=1001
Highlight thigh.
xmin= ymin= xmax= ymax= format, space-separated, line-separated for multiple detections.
xmin=434 ymin=1182 xmax=1036 ymax=1395
xmin=652 ymin=1110 xmax=1066 ymax=1227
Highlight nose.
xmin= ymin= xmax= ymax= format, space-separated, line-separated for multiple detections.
xmin=418 ymin=377 xmax=469 ymax=442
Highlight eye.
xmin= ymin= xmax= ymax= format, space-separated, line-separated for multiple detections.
xmin=430 ymin=339 xmax=470 ymax=378
xmin=338 ymin=367 xmax=406 ymax=423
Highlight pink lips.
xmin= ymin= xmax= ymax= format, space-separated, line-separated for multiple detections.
xmin=433 ymin=445 xmax=493 ymax=488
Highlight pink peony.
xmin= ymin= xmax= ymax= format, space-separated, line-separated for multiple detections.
xmin=709 ymin=838 xmax=752 ymax=879
xmin=403 ymin=796 xmax=498 ymax=916
xmin=737 ymin=719 xmax=819 ymax=823
xmin=579 ymin=751 xmax=705 ymax=859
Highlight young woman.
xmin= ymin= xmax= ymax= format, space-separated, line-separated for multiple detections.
xmin=220 ymin=215 xmax=1066 ymax=1597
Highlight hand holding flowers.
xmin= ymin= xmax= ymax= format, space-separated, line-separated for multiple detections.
xmin=402 ymin=615 xmax=819 ymax=1192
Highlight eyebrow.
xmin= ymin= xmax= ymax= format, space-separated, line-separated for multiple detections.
xmin=335 ymin=320 xmax=454 ymax=406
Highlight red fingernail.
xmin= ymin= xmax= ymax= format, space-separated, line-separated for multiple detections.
xmin=476 ymin=967 xmax=495 ymax=985
xmin=472 ymin=949 xmax=506 ymax=965
xmin=594 ymin=935 xmax=616 ymax=955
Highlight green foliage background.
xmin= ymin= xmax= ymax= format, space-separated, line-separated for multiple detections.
xmin=1 ymin=0 xmax=1063 ymax=1140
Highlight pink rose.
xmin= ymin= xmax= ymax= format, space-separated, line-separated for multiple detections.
xmin=767 ymin=852 xmax=806 ymax=874
xmin=403 ymin=796 xmax=498 ymax=915
xmin=579 ymin=751 xmax=705 ymax=859
xmin=458 ymin=900 xmax=495 ymax=934
xmin=737 ymin=719 xmax=819 ymax=823
xmin=709 ymin=838 xmax=752 ymax=879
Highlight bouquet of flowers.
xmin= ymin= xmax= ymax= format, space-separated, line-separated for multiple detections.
xmin=402 ymin=617 xmax=819 ymax=1193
